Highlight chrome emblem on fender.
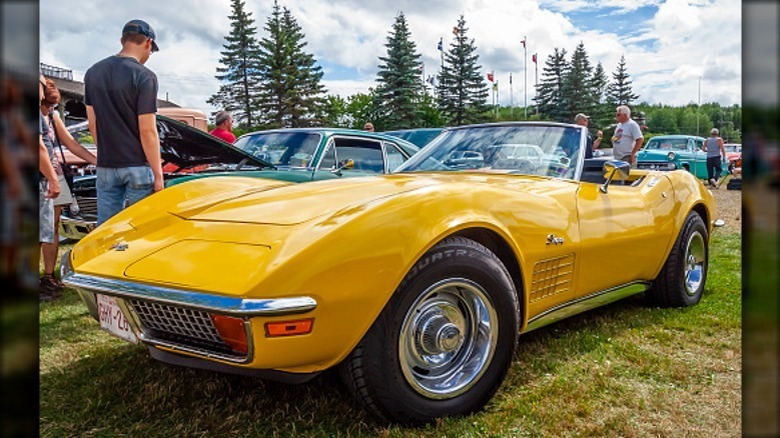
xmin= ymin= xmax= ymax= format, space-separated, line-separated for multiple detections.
xmin=110 ymin=242 xmax=129 ymax=251
xmin=546 ymin=234 xmax=564 ymax=246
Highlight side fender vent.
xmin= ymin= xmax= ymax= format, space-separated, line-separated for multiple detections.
xmin=529 ymin=254 xmax=575 ymax=303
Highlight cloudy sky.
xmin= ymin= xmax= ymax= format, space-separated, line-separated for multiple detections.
xmin=39 ymin=0 xmax=741 ymax=118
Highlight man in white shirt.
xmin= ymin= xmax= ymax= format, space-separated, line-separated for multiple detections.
xmin=610 ymin=105 xmax=643 ymax=167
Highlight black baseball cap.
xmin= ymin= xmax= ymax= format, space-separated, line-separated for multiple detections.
xmin=122 ymin=19 xmax=159 ymax=52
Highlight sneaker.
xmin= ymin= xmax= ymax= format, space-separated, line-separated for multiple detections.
xmin=40 ymin=275 xmax=63 ymax=300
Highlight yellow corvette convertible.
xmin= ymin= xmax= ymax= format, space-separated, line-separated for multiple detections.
xmin=62 ymin=122 xmax=720 ymax=425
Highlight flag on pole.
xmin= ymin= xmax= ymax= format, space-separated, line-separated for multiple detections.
xmin=532 ymin=53 xmax=537 ymax=63
xmin=437 ymin=37 xmax=443 ymax=51
xmin=487 ymin=72 xmax=494 ymax=82
xmin=452 ymin=26 xmax=460 ymax=35
xmin=521 ymin=37 xmax=526 ymax=48
xmin=493 ymin=82 xmax=498 ymax=91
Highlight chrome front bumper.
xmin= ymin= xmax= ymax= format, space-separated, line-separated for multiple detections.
xmin=59 ymin=215 xmax=95 ymax=241
xmin=60 ymin=250 xmax=318 ymax=362
xmin=636 ymin=162 xmax=677 ymax=171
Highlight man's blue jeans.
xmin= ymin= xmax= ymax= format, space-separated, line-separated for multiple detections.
xmin=96 ymin=166 xmax=154 ymax=226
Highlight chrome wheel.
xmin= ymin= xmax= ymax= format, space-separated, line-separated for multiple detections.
xmin=399 ymin=278 xmax=498 ymax=399
xmin=684 ymin=231 xmax=706 ymax=296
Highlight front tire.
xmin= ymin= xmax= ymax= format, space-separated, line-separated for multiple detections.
xmin=339 ymin=236 xmax=520 ymax=425
xmin=647 ymin=212 xmax=708 ymax=307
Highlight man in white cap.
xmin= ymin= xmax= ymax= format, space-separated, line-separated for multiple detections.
xmin=84 ymin=19 xmax=163 ymax=225
xmin=574 ymin=113 xmax=602 ymax=159
xmin=702 ymin=127 xmax=726 ymax=187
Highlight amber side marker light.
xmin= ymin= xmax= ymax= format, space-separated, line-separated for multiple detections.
xmin=210 ymin=314 xmax=248 ymax=354
xmin=265 ymin=318 xmax=314 ymax=337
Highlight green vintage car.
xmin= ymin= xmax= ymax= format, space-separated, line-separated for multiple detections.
xmin=635 ymin=135 xmax=727 ymax=179
xmin=59 ymin=116 xmax=419 ymax=240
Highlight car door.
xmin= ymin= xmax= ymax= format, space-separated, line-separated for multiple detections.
xmin=313 ymin=136 xmax=387 ymax=179
xmin=690 ymin=138 xmax=708 ymax=178
xmin=575 ymin=175 xmax=677 ymax=295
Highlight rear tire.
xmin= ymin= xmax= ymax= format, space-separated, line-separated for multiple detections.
xmin=647 ymin=212 xmax=708 ymax=307
xmin=339 ymin=236 xmax=519 ymax=425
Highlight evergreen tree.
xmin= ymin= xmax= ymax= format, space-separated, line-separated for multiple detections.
xmin=256 ymin=1 xmax=326 ymax=128
xmin=207 ymin=0 xmax=263 ymax=129
xmin=435 ymin=15 xmax=490 ymax=126
xmin=560 ymin=42 xmax=595 ymax=122
xmin=589 ymin=61 xmax=610 ymax=128
xmin=605 ymin=55 xmax=639 ymax=107
xmin=374 ymin=12 xmax=425 ymax=130
xmin=533 ymin=48 xmax=568 ymax=121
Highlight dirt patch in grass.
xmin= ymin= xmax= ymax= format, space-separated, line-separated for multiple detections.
xmin=711 ymin=187 xmax=742 ymax=232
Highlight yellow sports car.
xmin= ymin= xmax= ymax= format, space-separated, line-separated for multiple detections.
xmin=62 ymin=122 xmax=720 ymax=425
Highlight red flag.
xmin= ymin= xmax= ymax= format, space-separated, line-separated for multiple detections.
xmin=452 ymin=26 xmax=459 ymax=35
xmin=521 ymin=38 xmax=526 ymax=48
xmin=532 ymin=53 xmax=537 ymax=63
xmin=487 ymin=72 xmax=494 ymax=82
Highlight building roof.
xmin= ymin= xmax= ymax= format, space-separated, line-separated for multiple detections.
xmin=44 ymin=75 xmax=180 ymax=108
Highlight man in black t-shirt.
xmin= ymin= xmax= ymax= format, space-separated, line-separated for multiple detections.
xmin=574 ymin=113 xmax=602 ymax=159
xmin=84 ymin=19 xmax=163 ymax=225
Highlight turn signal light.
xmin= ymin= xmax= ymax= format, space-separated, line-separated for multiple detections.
xmin=265 ymin=318 xmax=314 ymax=337
xmin=210 ymin=314 xmax=248 ymax=354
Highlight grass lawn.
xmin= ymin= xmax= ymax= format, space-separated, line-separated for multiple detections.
xmin=39 ymin=230 xmax=741 ymax=437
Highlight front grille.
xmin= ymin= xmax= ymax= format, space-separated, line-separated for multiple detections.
xmin=127 ymin=299 xmax=244 ymax=359
xmin=63 ymin=196 xmax=97 ymax=221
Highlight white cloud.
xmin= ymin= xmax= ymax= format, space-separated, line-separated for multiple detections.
xmin=39 ymin=0 xmax=741 ymax=116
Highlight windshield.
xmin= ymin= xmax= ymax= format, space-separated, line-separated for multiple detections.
xmin=234 ymin=132 xmax=322 ymax=168
xmin=396 ymin=124 xmax=585 ymax=180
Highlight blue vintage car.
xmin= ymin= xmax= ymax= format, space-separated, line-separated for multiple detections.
xmin=383 ymin=128 xmax=444 ymax=147
xmin=636 ymin=135 xmax=726 ymax=180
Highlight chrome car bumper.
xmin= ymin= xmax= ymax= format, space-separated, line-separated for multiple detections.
xmin=60 ymin=250 xmax=317 ymax=363
xmin=636 ymin=161 xmax=677 ymax=171
xmin=59 ymin=214 xmax=95 ymax=241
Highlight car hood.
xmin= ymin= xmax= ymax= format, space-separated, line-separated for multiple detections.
xmin=157 ymin=115 xmax=273 ymax=169
xmin=167 ymin=174 xmax=434 ymax=226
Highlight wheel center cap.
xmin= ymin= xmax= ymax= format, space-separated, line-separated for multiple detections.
xmin=418 ymin=306 xmax=465 ymax=355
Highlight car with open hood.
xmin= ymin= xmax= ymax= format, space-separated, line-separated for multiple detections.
xmin=62 ymin=121 xmax=721 ymax=425
xmin=59 ymin=116 xmax=419 ymax=240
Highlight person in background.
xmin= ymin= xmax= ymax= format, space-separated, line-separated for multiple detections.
xmin=363 ymin=122 xmax=374 ymax=132
xmin=610 ymin=105 xmax=643 ymax=167
xmin=209 ymin=111 xmax=236 ymax=143
xmin=2 ymin=76 xmax=38 ymax=291
xmin=84 ymin=19 xmax=163 ymax=226
xmin=39 ymin=79 xmax=97 ymax=295
xmin=702 ymin=127 xmax=727 ymax=188
xmin=37 ymin=75 xmax=61 ymax=300
xmin=574 ymin=113 xmax=602 ymax=159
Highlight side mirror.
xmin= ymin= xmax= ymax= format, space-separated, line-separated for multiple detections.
xmin=599 ymin=160 xmax=631 ymax=193
xmin=330 ymin=159 xmax=355 ymax=176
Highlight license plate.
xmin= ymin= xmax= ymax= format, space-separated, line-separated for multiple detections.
xmin=97 ymin=294 xmax=138 ymax=343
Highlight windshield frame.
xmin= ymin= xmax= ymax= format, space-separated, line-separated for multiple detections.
xmin=395 ymin=122 xmax=587 ymax=181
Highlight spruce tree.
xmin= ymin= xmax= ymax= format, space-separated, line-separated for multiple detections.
xmin=560 ymin=42 xmax=595 ymax=122
xmin=589 ymin=61 xmax=610 ymax=127
xmin=374 ymin=12 xmax=425 ymax=130
xmin=207 ymin=0 xmax=263 ymax=129
xmin=533 ymin=48 xmax=568 ymax=121
xmin=435 ymin=15 xmax=490 ymax=126
xmin=256 ymin=1 xmax=326 ymax=128
xmin=606 ymin=55 xmax=639 ymax=107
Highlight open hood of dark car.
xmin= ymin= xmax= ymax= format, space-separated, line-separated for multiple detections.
xmin=157 ymin=115 xmax=273 ymax=170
